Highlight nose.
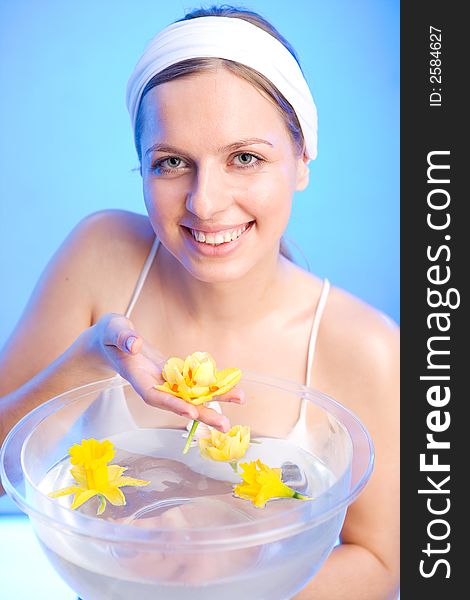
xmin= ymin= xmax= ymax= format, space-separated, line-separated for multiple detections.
xmin=186 ymin=163 xmax=231 ymax=220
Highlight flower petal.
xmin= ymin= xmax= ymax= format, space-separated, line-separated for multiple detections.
xmin=97 ymin=495 xmax=107 ymax=515
xmin=154 ymin=381 xmax=174 ymax=394
xmin=102 ymin=485 xmax=126 ymax=506
xmin=186 ymin=392 xmax=214 ymax=405
xmin=187 ymin=385 xmax=212 ymax=398
xmin=69 ymin=438 xmax=114 ymax=468
xmin=70 ymin=466 xmax=87 ymax=487
xmin=48 ymin=485 xmax=82 ymax=499
xmin=107 ymin=464 xmax=128 ymax=484
xmin=115 ymin=475 xmax=150 ymax=488
xmin=192 ymin=361 xmax=217 ymax=387
xmin=207 ymin=446 xmax=229 ymax=461
xmin=238 ymin=461 xmax=259 ymax=485
xmin=254 ymin=489 xmax=272 ymax=508
xmin=158 ymin=353 xmax=241 ymax=407
xmin=233 ymin=459 xmax=301 ymax=508
xmin=162 ymin=357 xmax=185 ymax=384
xmin=198 ymin=425 xmax=250 ymax=462
xmin=183 ymin=353 xmax=201 ymax=384
xmin=198 ymin=437 xmax=211 ymax=459
xmin=184 ymin=352 xmax=217 ymax=386
xmin=233 ymin=482 xmax=261 ymax=502
xmin=211 ymin=368 xmax=242 ymax=395
xmin=71 ymin=488 xmax=98 ymax=510
xmin=155 ymin=382 xmax=192 ymax=401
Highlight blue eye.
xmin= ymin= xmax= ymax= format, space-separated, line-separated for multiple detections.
xmin=233 ymin=153 xmax=263 ymax=169
xmin=153 ymin=156 xmax=186 ymax=174
xmin=237 ymin=153 xmax=255 ymax=165
xmin=152 ymin=152 xmax=263 ymax=175
xmin=165 ymin=157 xmax=182 ymax=168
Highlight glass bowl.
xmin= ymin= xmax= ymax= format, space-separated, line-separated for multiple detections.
xmin=0 ymin=372 xmax=373 ymax=600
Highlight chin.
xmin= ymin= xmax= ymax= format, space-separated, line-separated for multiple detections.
xmin=183 ymin=259 xmax=254 ymax=284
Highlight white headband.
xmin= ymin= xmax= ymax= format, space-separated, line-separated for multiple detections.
xmin=126 ymin=16 xmax=318 ymax=159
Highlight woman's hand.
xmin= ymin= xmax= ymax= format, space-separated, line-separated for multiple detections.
xmin=87 ymin=313 xmax=243 ymax=431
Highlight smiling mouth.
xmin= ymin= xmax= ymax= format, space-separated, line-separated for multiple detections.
xmin=184 ymin=221 xmax=254 ymax=246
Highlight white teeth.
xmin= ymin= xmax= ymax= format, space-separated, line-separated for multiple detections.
xmin=190 ymin=223 xmax=250 ymax=245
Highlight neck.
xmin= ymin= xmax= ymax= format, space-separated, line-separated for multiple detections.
xmin=156 ymin=245 xmax=290 ymax=333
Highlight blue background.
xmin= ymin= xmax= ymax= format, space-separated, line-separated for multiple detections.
xmin=0 ymin=1 xmax=398 ymax=595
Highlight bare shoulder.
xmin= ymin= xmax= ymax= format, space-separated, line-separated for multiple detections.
xmin=0 ymin=210 xmax=155 ymax=394
xmin=324 ymin=284 xmax=399 ymax=357
xmin=313 ymin=281 xmax=399 ymax=406
xmin=64 ymin=209 xmax=155 ymax=318
xmin=68 ymin=208 xmax=154 ymax=259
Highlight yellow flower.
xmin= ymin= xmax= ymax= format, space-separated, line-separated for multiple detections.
xmin=155 ymin=351 xmax=241 ymax=406
xmin=199 ymin=425 xmax=251 ymax=462
xmin=48 ymin=439 xmax=150 ymax=515
xmin=233 ymin=459 xmax=312 ymax=508
xmin=69 ymin=438 xmax=115 ymax=468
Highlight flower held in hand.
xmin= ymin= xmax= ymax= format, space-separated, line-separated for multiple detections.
xmin=48 ymin=438 xmax=149 ymax=515
xmin=155 ymin=351 xmax=241 ymax=405
xmin=155 ymin=351 xmax=242 ymax=454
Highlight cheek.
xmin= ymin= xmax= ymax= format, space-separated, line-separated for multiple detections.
xmin=142 ymin=187 xmax=161 ymax=231
xmin=143 ymin=178 xmax=184 ymax=224
xmin=246 ymin=171 xmax=294 ymax=229
xmin=142 ymin=184 xmax=154 ymax=216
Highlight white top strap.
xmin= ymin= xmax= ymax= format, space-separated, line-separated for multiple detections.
xmin=125 ymin=237 xmax=160 ymax=319
xmin=292 ymin=278 xmax=331 ymax=433
xmin=305 ymin=278 xmax=330 ymax=388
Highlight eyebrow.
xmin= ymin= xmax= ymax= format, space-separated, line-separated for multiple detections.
xmin=144 ymin=137 xmax=274 ymax=158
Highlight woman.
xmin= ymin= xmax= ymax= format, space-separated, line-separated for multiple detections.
xmin=0 ymin=6 xmax=399 ymax=598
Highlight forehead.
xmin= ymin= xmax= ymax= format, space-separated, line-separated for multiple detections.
xmin=139 ymin=67 xmax=290 ymax=148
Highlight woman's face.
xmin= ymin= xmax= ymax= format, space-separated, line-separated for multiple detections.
xmin=139 ymin=67 xmax=309 ymax=283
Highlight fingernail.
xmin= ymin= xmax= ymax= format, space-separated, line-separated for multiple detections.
xmin=125 ymin=336 xmax=137 ymax=353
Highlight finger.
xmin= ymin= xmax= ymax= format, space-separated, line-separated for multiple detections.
xmin=122 ymin=334 xmax=143 ymax=355
xmin=138 ymin=384 xmax=199 ymax=420
xmin=195 ymin=405 xmax=230 ymax=432
xmin=102 ymin=314 xmax=142 ymax=355
xmin=216 ymin=385 xmax=246 ymax=405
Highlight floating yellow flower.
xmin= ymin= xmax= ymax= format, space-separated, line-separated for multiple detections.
xmin=233 ymin=459 xmax=312 ymax=508
xmin=199 ymin=425 xmax=251 ymax=467
xmin=155 ymin=351 xmax=241 ymax=406
xmin=48 ymin=439 xmax=150 ymax=515
xmin=69 ymin=438 xmax=114 ymax=468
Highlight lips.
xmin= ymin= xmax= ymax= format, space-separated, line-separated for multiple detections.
xmin=189 ymin=223 xmax=249 ymax=245
xmin=181 ymin=221 xmax=254 ymax=255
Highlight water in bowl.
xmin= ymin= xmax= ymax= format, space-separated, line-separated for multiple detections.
xmin=34 ymin=429 xmax=346 ymax=600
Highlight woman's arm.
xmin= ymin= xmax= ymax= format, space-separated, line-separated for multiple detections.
xmin=295 ymin=306 xmax=400 ymax=599
xmin=295 ymin=543 xmax=398 ymax=600
xmin=0 ymin=211 xmax=237 ymax=495
xmin=0 ymin=214 xmax=112 ymax=442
